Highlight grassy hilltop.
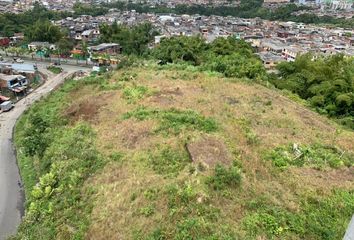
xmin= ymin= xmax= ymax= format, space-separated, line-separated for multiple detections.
xmin=12 ymin=64 xmax=354 ymax=240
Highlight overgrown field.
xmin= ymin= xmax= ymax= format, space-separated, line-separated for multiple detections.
xmin=12 ymin=65 xmax=354 ymax=240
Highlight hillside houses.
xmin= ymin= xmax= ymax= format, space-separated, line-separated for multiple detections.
xmin=51 ymin=10 xmax=354 ymax=68
xmin=1 ymin=8 xmax=353 ymax=70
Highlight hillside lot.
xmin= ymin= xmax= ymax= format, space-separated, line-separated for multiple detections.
xmin=12 ymin=65 xmax=354 ymax=240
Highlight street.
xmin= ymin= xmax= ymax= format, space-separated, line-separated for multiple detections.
xmin=0 ymin=64 xmax=88 ymax=240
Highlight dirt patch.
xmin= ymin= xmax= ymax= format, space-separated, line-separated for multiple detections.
xmin=223 ymin=96 xmax=240 ymax=105
xmin=64 ymin=93 xmax=113 ymax=122
xmin=290 ymin=167 xmax=354 ymax=190
xmin=149 ymin=87 xmax=184 ymax=106
xmin=159 ymin=87 xmax=184 ymax=96
xmin=186 ymin=136 xmax=232 ymax=168
xmin=117 ymin=119 xmax=156 ymax=149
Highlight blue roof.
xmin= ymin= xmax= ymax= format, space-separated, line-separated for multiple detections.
xmin=11 ymin=64 xmax=35 ymax=73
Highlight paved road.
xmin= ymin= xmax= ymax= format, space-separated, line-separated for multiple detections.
xmin=344 ymin=215 xmax=354 ymax=240
xmin=1 ymin=57 xmax=93 ymax=72
xmin=0 ymin=51 xmax=94 ymax=68
xmin=0 ymin=65 xmax=87 ymax=239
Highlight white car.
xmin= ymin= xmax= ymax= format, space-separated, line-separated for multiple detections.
xmin=0 ymin=101 xmax=14 ymax=112
xmin=15 ymin=58 xmax=24 ymax=63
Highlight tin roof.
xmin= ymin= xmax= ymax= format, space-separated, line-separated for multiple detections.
xmin=11 ymin=64 xmax=35 ymax=73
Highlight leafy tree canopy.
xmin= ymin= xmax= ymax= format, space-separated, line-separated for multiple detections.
xmin=25 ymin=20 xmax=63 ymax=43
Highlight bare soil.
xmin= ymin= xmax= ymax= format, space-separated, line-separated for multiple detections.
xmin=186 ymin=136 xmax=232 ymax=168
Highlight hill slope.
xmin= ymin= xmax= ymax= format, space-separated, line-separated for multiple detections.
xmin=13 ymin=65 xmax=354 ymax=240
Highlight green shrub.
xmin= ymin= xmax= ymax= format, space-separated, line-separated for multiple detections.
xmin=236 ymin=118 xmax=260 ymax=145
xmin=243 ymin=212 xmax=285 ymax=238
xmin=242 ymin=190 xmax=354 ymax=240
xmin=143 ymin=188 xmax=159 ymax=201
xmin=15 ymin=123 xmax=104 ymax=239
xmin=46 ymin=66 xmax=63 ymax=74
xmin=147 ymin=146 xmax=190 ymax=176
xmin=14 ymin=78 xmax=106 ymax=239
xmin=139 ymin=205 xmax=155 ymax=217
xmin=266 ymin=144 xmax=354 ymax=169
xmin=206 ymin=163 xmax=242 ymax=190
xmin=123 ymin=85 xmax=149 ymax=103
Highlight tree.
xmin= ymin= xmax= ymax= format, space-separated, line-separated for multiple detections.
xmin=56 ymin=38 xmax=74 ymax=57
xmin=99 ymin=22 xmax=157 ymax=55
xmin=81 ymin=42 xmax=89 ymax=65
xmin=153 ymin=36 xmax=207 ymax=65
xmin=25 ymin=20 xmax=63 ymax=43
xmin=273 ymin=54 xmax=354 ymax=125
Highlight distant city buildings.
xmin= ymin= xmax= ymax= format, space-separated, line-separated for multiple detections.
xmin=49 ymin=9 xmax=354 ymax=68
xmin=298 ymin=0 xmax=353 ymax=9
xmin=0 ymin=1 xmax=353 ymax=70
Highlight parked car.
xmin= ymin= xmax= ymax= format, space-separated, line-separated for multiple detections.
xmin=0 ymin=100 xmax=14 ymax=112
xmin=12 ymin=58 xmax=24 ymax=63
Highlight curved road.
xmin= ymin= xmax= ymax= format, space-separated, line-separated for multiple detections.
xmin=0 ymin=64 xmax=88 ymax=240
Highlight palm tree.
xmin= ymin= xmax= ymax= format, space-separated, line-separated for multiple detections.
xmin=81 ymin=42 xmax=89 ymax=65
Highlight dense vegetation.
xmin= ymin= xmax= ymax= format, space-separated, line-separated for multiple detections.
xmin=25 ymin=20 xmax=63 ymax=43
xmin=153 ymin=36 xmax=266 ymax=80
xmin=272 ymin=54 xmax=354 ymax=129
xmin=0 ymin=3 xmax=69 ymax=37
xmin=99 ymin=22 xmax=158 ymax=56
xmin=13 ymin=77 xmax=107 ymax=239
xmin=0 ymin=2 xmax=107 ymax=38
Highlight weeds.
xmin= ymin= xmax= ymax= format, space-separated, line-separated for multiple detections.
xmin=134 ymin=182 xmax=237 ymax=239
xmin=146 ymin=146 xmax=190 ymax=176
xmin=266 ymin=143 xmax=354 ymax=169
xmin=236 ymin=118 xmax=260 ymax=145
xmin=14 ymin=78 xmax=105 ymax=239
xmin=206 ymin=162 xmax=242 ymax=190
xmin=242 ymin=190 xmax=354 ymax=240
xmin=123 ymin=107 xmax=218 ymax=135
xmin=139 ymin=205 xmax=155 ymax=217
xmin=123 ymin=85 xmax=149 ymax=103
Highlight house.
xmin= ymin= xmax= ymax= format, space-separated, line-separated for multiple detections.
xmin=0 ymin=74 xmax=28 ymax=92
xmin=261 ymin=39 xmax=286 ymax=54
xmin=74 ymin=32 xmax=83 ymax=41
xmin=92 ymin=29 xmax=100 ymax=41
xmin=257 ymin=52 xmax=285 ymax=69
xmin=28 ymin=42 xmax=56 ymax=51
xmin=81 ymin=30 xmax=94 ymax=42
xmin=10 ymin=33 xmax=24 ymax=44
xmin=282 ymin=46 xmax=305 ymax=62
xmin=89 ymin=43 xmax=122 ymax=55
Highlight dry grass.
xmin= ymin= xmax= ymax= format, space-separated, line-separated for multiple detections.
xmin=60 ymin=67 xmax=353 ymax=239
